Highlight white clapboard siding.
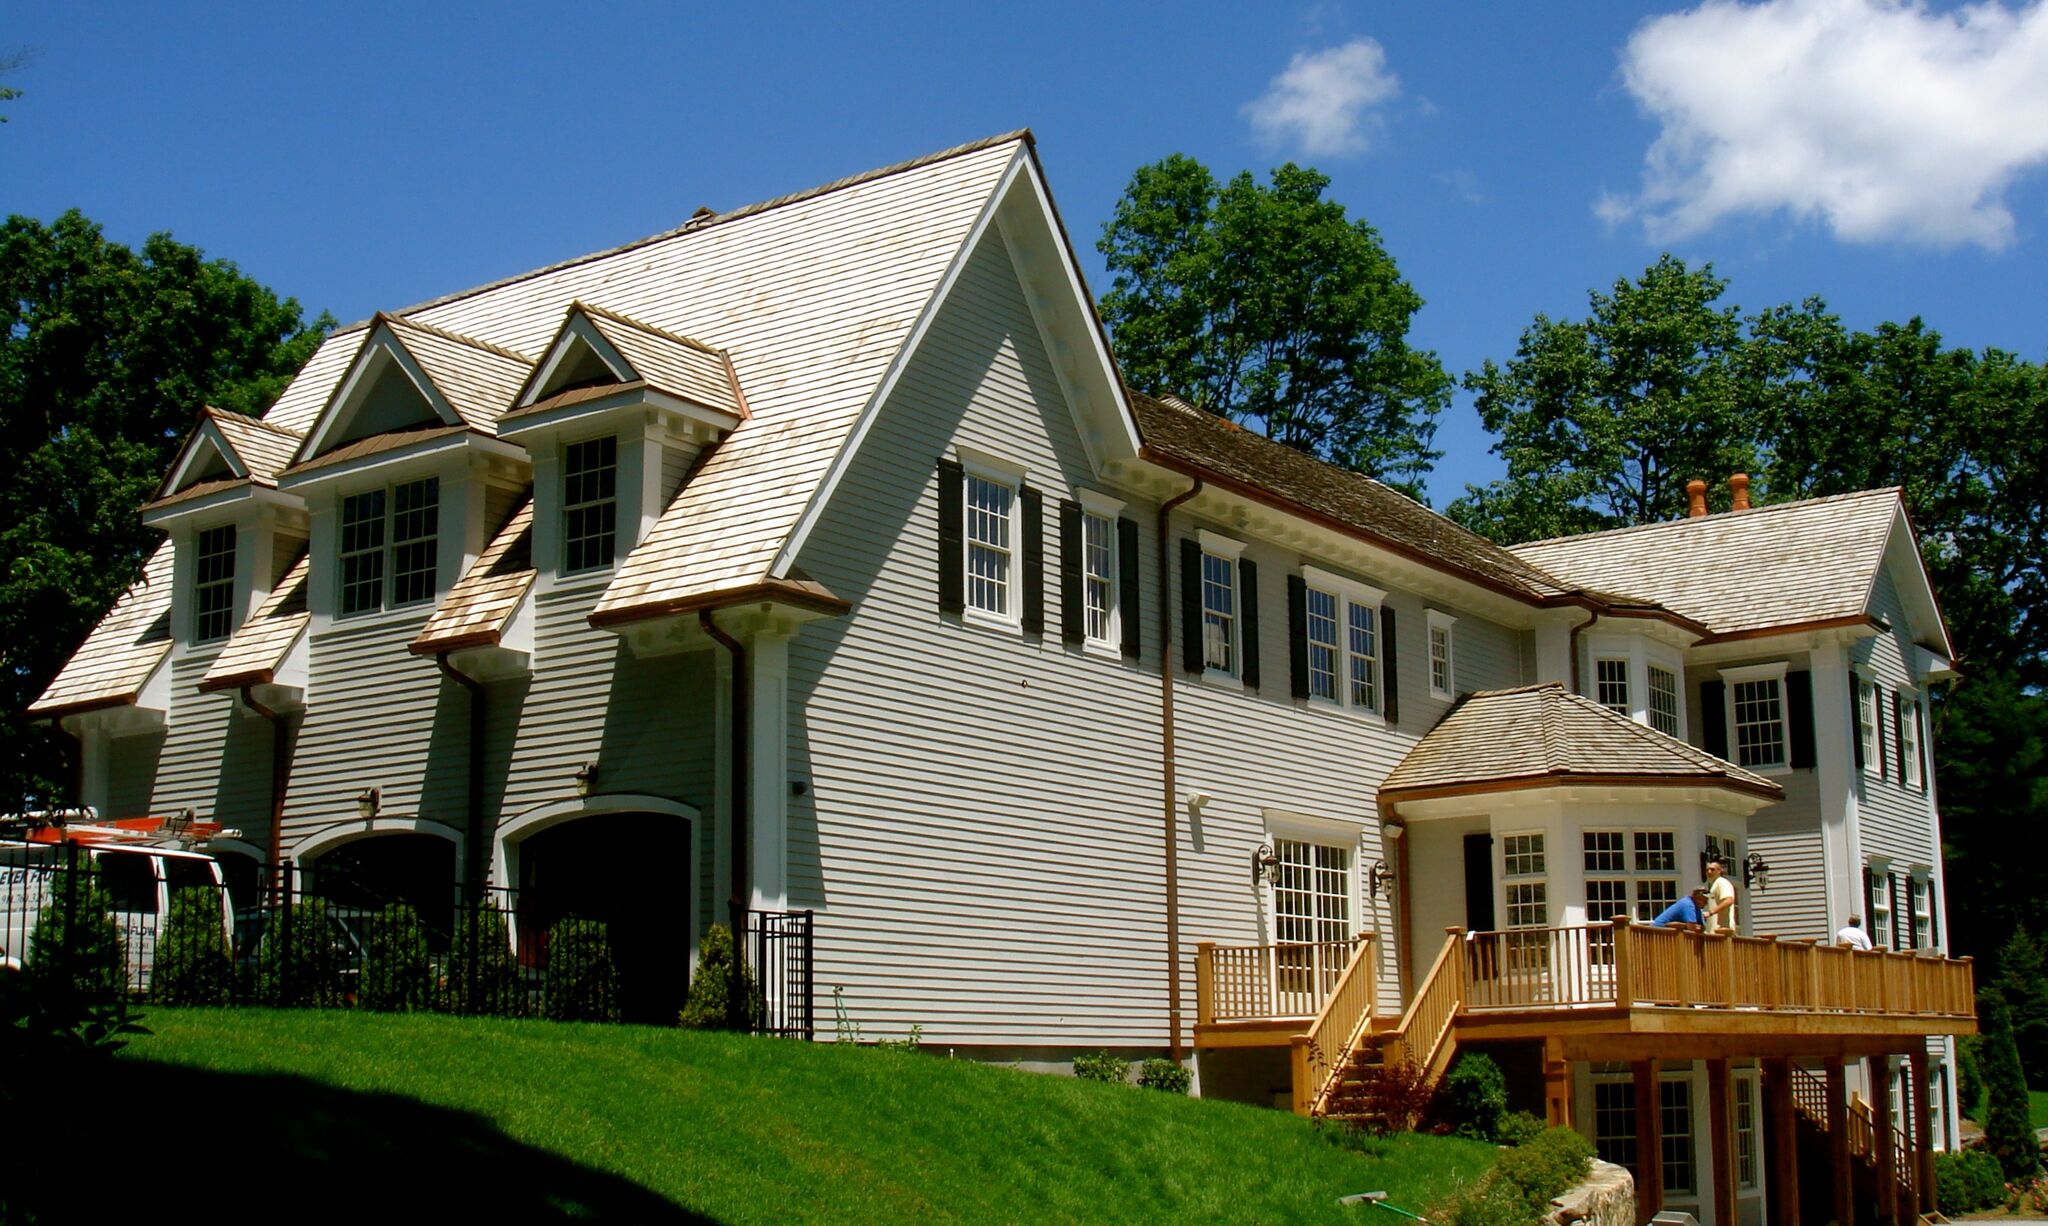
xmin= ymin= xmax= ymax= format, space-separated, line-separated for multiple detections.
xmin=144 ymin=651 xmax=274 ymax=828
xmin=1852 ymin=566 xmax=1940 ymax=871
xmin=1746 ymin=768 xmax=1830 ymax=940
xmin=107 ymin=731 xmax=166 ymax=819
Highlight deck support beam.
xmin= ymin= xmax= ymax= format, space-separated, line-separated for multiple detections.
xmin=1764 ymin=1058 xmax=1801 ymax=1226
xmin=1708 ymin=1058 xmax=1736 ymax=1226
xmin=1543 ymin=1036 xmax=1570 ymax=1128
xmin=1911 ymin=1045 xmax=1936 ymax=1218
xmin=1633 ymin=1059 xmax=1664 ymax=1226
xmin=1870 ymin=1055 xmax=1897 ymax=1225
xmin=1826 ymin=1056 xmax=1855 ymax=1226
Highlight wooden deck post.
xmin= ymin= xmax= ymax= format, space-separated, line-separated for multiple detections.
xmin=1870 ymin=1055 xmax=1897 ymax=1225
xmin=1633 ymin=1059 xmax=1664 ymax=1226
xmin=1910 ymin=1046 xmax=1936 ymax=1217
xmin=1708 ymin=1058 xmax=1736 ymax=1226
xmin=1611 ymin=914 xmax=1633 ymax=1010
xmin=1196 ymin=942 xmax=1216 ymax=1026
xmin=1543 ymin=1035 xmax=1571 ymax=1128
xmin=1290 ymin=1034 xmax=1313 ymax=1117
xmin=1826 ymin=1056 xmax=1855 ymax=1226
xmin=1764 ymin=1058 xmax=1801 ymax=1226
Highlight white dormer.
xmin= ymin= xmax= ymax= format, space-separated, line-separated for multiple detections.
xmin=496 ymin=303 xmax=748 ymax=589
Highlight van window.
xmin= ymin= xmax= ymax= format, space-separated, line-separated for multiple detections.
xmin=97 ymin=853 xmax=158 ymax=913
xmin=164 ymin=858 xmax=217 ymax=893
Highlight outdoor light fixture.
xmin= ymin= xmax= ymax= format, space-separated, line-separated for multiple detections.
xmin=1251 ymin=843 xmax=1279 ymax=886
xmin=1380 ymin=821 xmax=1404 ymax=841
xmin=1369 ymin=859 xmax=1395 ymax=900
xmin=1744 ymin=850 xmax=1771 ymax=892
xmin=574 ymin=761 xmax=598 ymax=798
xmin=356 ymin=787 xmax=380 ymax=820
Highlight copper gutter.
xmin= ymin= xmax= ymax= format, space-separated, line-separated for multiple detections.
xmin=1568 ymin=608 xmax=1597 ymax=693
xmin=434 ymin=655 xmax=490 ymax=893
xmin=587 ymin=579 xmax=851 ymax=630
xmin=1379 ymin=770 xmax=1786 ymax=807
xmin=700 ymin=609 xmax=749 ymax=917
xmin=238 ymin=686 xmax=293 ymax=887
xmin=1157 ymin=477 xmax=1203 ymax=1063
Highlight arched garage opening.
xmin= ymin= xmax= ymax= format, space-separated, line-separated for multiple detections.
xmin=501 ymin=798 xmax=697 ymax=1026
xmin=297 ymin=825 xmax=462 ymax=951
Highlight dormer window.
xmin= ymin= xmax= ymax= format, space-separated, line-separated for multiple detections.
xmin=194 ymin=525 xmax=237 ymax=643
xmin=340 ymin=477 xmax=439 ymax=615
xmin=563 ymin=435 xmax=618 ymax=573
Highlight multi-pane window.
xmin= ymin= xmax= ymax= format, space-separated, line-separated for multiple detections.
xmin=339 ymin=478 xmax=438 ymax=615
xmin=1082 ymin=511 xmax=1116 ymax=643
xmin=1596 ymin=658 xmax=1631 ymax=715
xmin=390 ymin=478 xmax=438 ymax=606
xmin=1901 ymin=697 xmax=1922 ymax=788
xmin=1586 ymin=829 xmax=1681 ymax=950
xmin=1857 ymin=676 xmax=1880 ymax=773
xmin=340 ymin=489 xmax=387 ymax=616
xmin=1305 ymin=588 xmax=1339 ymax=700
xmin=1648 ymin=666 xmax=1680 ymax=737
xmin=194 ymin=525 xmax=237 ymax=643
xmin=1591 ymin=1077 xmax=1696 ymax=1196
xmin=1592 ymin=1082 xmax=1637 ymax=1172
xmin=1347 ymin=602 xmax=1378 ymax=710
xmin=1200 ymin=551 xmax=1236 ymax=673
xmin=1870 ymin=863 xmax=1893 ymax=946
xmin=1635 ymin=830 xmax=1676 ymax=874
xmin=1273 ymin=838 xmax=1352 ymax=998
xmin=563 ymin=435 xmax=618 ymax=573
xmin=1732 ymin=676 xmax=1787 ymax=769
xmin=1502 ymin=833 xmax=1547 ymax=932
xmin=1912 ymin=875 xmax=1932 ymax=948
xmin=1660 ymin=1080 xmax=1696 ymax=1195
xmin=1427 ymin=612 xmax=1455 ymax=699
xmin=965 ymin=473 xmax=1014 ymax=618
xmin=1735 ymin=1076 xmax=1758 ymax=1188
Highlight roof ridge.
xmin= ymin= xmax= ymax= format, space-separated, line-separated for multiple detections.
xmin=573 ymin=300 xmax=724 ymax=355
xmin=205 ymin=406 xmax=304 ymax=439
xmin=374 ymin=130 xmax=1033 ymax=327
xmin=1513 ymin=487 xmax=1904 ymax=551
xmin=379 ymin=312 xmax=534 ymax=364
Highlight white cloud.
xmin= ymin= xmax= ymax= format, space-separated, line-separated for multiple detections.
xmin=1243 ymin=38 xmax=1401 ymax=158
xmin=1605 ymin=0 xmax=2048 ymax=249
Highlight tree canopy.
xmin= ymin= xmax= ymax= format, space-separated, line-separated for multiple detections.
xmin=1 ymin=210 xmax=328 ymax=808
xmin=1097 ymin=154 xmax=1449 ymax=498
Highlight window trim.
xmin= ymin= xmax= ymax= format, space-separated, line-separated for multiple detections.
xmin=1501 ymin=830 xmax=1549 ymax=929
xmin=193 ymin=523 xmax=238 ymax=644
xmin=1910 ymin=868 xmax=1933 ymax=949
xmin=1856 ymin=673 xmax=1881 ymax=777
xmin=561 ymin=432 xmax=620 ymax=576
xmin=1899 ymin=690 xmax=1923 ymax=790
xmin=1595 ymin=656 xmax=1632 ymax=716
xmin=1076 ymin=488 xmax=1124 ymax=656
xmin=1301 ymin=565 xmax=1387 ymax=721
xmin=1426 ymin=609 xmax=1456 ymax=701
xmin=960 ymin=452 xmax=1026 ymax=631
xmin=1197 ymin=529 xmax=1247 ymax=685
xmin=337 ymin=475 xmax=441 ymax=617
xmin=1720 ymin=661 xmax=1791 ymax=776
xmin=1868 ymin=855 xmax=1894 ymax=948
xmin=1647 ymin=663 xmax=1682 ymax=739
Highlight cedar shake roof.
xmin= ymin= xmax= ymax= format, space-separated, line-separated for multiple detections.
xmin=28 ymin=544 xmax=173 ymax=717
xmin=412 ymin=498 xmax=535 ymax=654
xmin=208 ymin=409 xmax=303 ymax=480
xmin=281 ymin=424 xmax=472 ymax=477
xmin=200 ymin=552 xmax=310 ymax=691
xmin=1130 ymin=393 xmax=1578 ymax=604
xmin=373 ymin=315 xmax=534 ymax=434
xmin=504 ymin=302 xmax=747 ymax=423
xmin=1381 ymin=683 xmax=1782 ymax=801
xmin=1510 ymin=489 xmax=1902 ymax=639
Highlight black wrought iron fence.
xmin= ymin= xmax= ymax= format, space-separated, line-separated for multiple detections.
xmin=4 ymin=848 xmax=814 ymax=1037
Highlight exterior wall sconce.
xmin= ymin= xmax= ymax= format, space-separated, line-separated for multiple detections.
xmin=1251 ymin=843 xmax=1279 ymax=886
xmin=356 ymin=787 xmax=380 ymax=820
xmin=574 ymin=762 xmax=598 ymax=798
xmin=1369 ymin=859 xmax=1395 ymax=900
xmin=1743 ymin=850 xmax=1771 ymax=892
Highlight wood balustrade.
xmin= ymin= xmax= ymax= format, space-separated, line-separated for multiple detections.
xmin=1293 ymin=935 xmax=1380 ymax=1116
xmin=1195 ymin=935 xmax=1370 ymax=1023
xmin=1616 ymin=919 xmax=1974 ymax=1017
xmin=1382 ymin=926 xmax=1466 ymax=1080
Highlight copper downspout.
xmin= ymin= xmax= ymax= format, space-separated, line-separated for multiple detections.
xmin=1157 ymin=477 xmax=1203 ymax=1063
xmin=700 ymin=609 xmax=749 ymax=917
xmin=239 ymin=686 xmax=292 ymax=890
xmin=1567 ymin=607 xmax=1597 ymax=694
xmin=435 ymin=654 xmax=489 ymax=894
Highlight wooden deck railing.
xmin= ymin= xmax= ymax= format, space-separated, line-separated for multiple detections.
xmin=1381 ymin=927 xmax=1467 ymax=1080
xmin=1620 ymin=920 xmax=1974 ymax=1017
xmin=1292 ymin=935 xmax=1380 ymax=1115
xmin=1196 ymin=935 xmax=1370 ymax=1023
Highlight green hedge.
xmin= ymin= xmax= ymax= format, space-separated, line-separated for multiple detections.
xmin=26 ymin=859 xmax=126 ymax=1003
xmin=359 ymin=902 xmax=434 ymax=1012
xmin=1936 ymin=1147 xmax=2007 ymax=1214
xmin=152 ymin=888 xmax=233 ymax=1005
xmin=541 ymin=918 xmax=618 ymax=1022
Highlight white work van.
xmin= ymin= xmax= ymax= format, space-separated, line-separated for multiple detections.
xmin=0 ymin=840 xmax=233 ymax=992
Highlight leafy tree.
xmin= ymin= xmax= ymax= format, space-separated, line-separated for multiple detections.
xmin=1979 ymin=989 xmax=2041 ymax=1182
xmin=1098 ymin=155 xmax=1449 ymax=496
xmin=1 ymin=211 xmax=328 ymax=808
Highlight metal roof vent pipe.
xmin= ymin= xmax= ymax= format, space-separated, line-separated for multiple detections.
xmin=1729 ymin=472 xmax=1752 ymax=512
xmin=1686 ymin=479 xmax=1709 ymax=518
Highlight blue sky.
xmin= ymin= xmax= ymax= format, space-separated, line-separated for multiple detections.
xmin=7 ymin=1 xmax=2046 ymax=507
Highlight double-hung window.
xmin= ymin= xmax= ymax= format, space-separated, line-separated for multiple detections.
xmin=1427 ymin=609 xmax=1456 ymax=700
xmin=1647 ymin=665 xmax=1680 ymax=737
xmin=339 ymin=476 xmax=439 ymax=615
xmin=1869 ymin=858 xmax=1894 ymax=947
xmin=1857 ymin=675 xmax=1881 ymax=774
xmin=563 ymin=434 xmax=618 ymax=573
xmin=1596 ymin=658 xmax=1631 ymax=715
xmin=194 ymin=524 xmax=237 ymax=643
xmin=1302 ymin=566 xmax=1385 ymax=715
xmin=1080 ymin=497 xmax=1119 ymax=648
xmin=966 ymin=469 xmax=1017 ymax=622
xmin=1196 ymin=530 xmax=1247 ymax=675
xmin=1721 ymin=663 xmax=1789 ymax=771
xmin=1911 ymin=873 xmax=1932 ymax=948
xmin=1901 ymin=695 xmax=1923 ymax=789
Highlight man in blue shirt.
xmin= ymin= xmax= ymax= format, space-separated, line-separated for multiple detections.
xmin=1651 ymin=888 xmax=1710 ymax=928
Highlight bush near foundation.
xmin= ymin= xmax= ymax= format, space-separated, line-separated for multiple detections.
xmin=254 ymin=899 xmax=348 ymax=1007
xmin=1438 ymin=1052 xmax=1508 ymax=1140
xmin=1434 ymin=1125 xmax=1592 ymax=1226
xmin=1073 ymin=1050 xmax=1130 ymax=1084
xmin=678 ymin=923 xmax=761 ymax=1030
xmin=1936 ymin=1147 xmax=2007 ymax=1214
xmin=360 ymin=902 xmax=434 ymax=1011
xmin=1137 ymin=1058 xmax=1191 ymax=1094
xmin=25 ymin=858 xmax=126 ymax=1003
xmin=441 ymin=902 xmax=523 ymax=1017
xmin=152 ymin=888 xmax=233 ymax=1005
xmin=541 ymin=918 xmax=618 ymax=1023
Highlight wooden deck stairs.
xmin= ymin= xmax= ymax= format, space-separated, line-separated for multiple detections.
xmin=1788 ymin=1064 xmax=1930 ymax=1223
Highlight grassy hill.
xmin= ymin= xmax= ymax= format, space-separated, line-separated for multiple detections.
xmin=7 ymin=1009 xmax=1496 ymax=1224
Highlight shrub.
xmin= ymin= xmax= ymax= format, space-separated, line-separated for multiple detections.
xmin=26 ymin=858 xmax=126 ymax=1004
xmin=1936 ymin=1148 xmax=2008 ymax=1214
xmin=442 ymin=902 xmax=523 ymax=1017
xmin=1137 ymin=1058 xmax=1191 ymax=1094
xmin=1073 ymin=1050 xmax=1130 ymax=1084
xmin=541 ymin=918 xmax=618 ymax=1022
xmin=679 ymin=923 xmax=761 ymax=1030
xmin=1496 ymin=1110 xmax=1548 ymax=1148
xmin=1958 ymin=1033 xmax=1985 ymax=1120
xmin=152 ymin=888 xmax=233 ymax=1005
xmin=1439 ymin=1052 xmax=1509 ymax=1141
xmin=359 ymin=902 xmax=434 ymax=1012
xmin=254 ymin=899 xmax=348 ymax=1007
xmin=1438 ymin=1179 xmax=1531 ymax=1226
xmin=1433 ymin=1125 xmax=1592 ymax=1226
xmin=1335 ymin=1056 xmax=1437 ymax=1135
xmin=1981 ymin=989 xmax=2042 ymax=1182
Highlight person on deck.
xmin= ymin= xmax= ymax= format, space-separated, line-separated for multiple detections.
xmin=1703 ymin=857 xmax=1738 ymax=934
xmin=1651 ymin=888 xmax=1711 ymax=928
xmin=1837 ymin=915 xmax=1875 ymax=950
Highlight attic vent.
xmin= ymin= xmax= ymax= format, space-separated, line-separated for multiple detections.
xmin=691 ymin=206 xmax=716 ymax=220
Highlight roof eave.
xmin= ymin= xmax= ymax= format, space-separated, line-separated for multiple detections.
xmin=1379 ymin=771 xmax=1786 ymax=808
xmin=588 ymin=579 xmax=853 ymax=630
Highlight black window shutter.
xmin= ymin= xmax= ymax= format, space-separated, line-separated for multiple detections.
xmin=1701 ymin=680 xmax=1728 ymax=758
xmin=1239 ymin=558 xmax=1261 ymax=691
xmin=1892 ymin=691 xmax=1907 ymax=786
xmin=937 ymin=458 xmax=964 ymax=615
xmin=1179 ymin=539 xmax=1203 ymax=675
xmin=1118 ymin=517 xmax=1140 ymax=660
xmin=1863 ymin=865 xmax=1876 ymax=933
xmin=1889 ymin=873 xmax=1905 ymax=949
xmin=1287 ymin=573 xmax=1310 ymax=701
xmin=1381 ymin=605 xmax=1400 ymax=725
xmin=1020 ymin=487 xmax=1044 ymax=638
xmin=1929 ymin=876 xmax=1941 ymax=948
xmin=1787 ymin=671 xmax=1816 ymax=769
xmin=1058 ymin=499 xmax=1084 ymax=646
xmin=1850 ymin=680 xmax=1865 ymax=771
xmin=1914 ymin=703 xmax=1928 ymax=795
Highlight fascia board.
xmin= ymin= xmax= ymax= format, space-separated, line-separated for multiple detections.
xmin=277 ymin=433 xmax=525 ymax=491
xmin=141 ymin=482 xmax=295 ymax=528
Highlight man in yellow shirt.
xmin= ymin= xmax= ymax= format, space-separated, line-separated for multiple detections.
xmin=1703 ymin=857 xmax=1738 ymax=934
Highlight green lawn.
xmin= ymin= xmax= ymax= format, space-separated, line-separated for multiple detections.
xmin=8 ymin=1009 xmax=1498 ymax=1224
xmin=1962 ymin=1084 xmax=2048 ymax=1130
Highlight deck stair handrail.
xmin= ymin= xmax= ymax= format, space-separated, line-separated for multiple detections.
xmin=1788 ymin=1066 xmax=1919 ymax=1208
xmin=1291 ymin=933 xmax=1379 ymax=1116
xmin=1297 ymin=925 xmax=1467 ymax=1118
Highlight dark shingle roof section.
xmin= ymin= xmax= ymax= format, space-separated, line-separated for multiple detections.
xmin=1130 ymin=393 xmax=1574 ymax=603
